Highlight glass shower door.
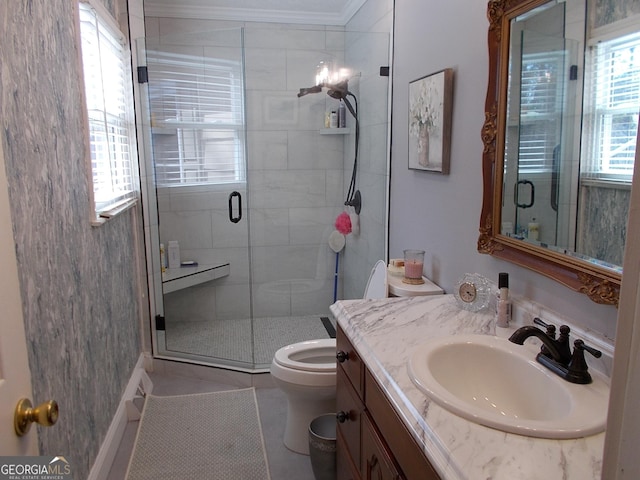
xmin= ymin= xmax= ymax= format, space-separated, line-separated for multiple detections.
xmin=139 ymin=29 xmax=258 ymax=370
xmin=504 ymin=15 xmax=579 ymax=247
xmin=137 ymin=26 xmax=388 ymax=372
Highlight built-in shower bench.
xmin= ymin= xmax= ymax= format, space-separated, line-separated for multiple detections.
xmin=162 ymin=262 xmax=230 ymax=294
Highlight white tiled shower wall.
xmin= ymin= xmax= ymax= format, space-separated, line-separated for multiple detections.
xmin=142 ymin=0 xmax=392 ymax=327
xmin=148 ymin=21 xmax=348 ymax=321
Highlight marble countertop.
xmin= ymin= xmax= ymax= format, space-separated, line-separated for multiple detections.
xmin=330 ymin=294 xmax=606 ymax=480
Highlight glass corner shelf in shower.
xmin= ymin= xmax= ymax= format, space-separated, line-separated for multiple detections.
xmin=319 ymin=128 xmax=351 ymax=135
xmin=162 ymin=262 xmax=230 ymax=294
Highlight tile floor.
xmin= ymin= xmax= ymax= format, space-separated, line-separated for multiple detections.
xmin=106 ymin=368 xmax=318 ymax=480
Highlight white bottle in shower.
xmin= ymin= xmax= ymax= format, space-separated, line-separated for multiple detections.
xmin=329 ymin=110 xmax=338 ymax=128
xmin=167 ymin=241 xmax=181 ymax=269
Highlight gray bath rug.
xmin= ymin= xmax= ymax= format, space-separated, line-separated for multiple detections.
xmin=126 ymin=388 xmax=271 ymax=480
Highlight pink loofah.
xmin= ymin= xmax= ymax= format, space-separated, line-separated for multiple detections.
xmin=335 ymin=211 xmax=352 ymax=235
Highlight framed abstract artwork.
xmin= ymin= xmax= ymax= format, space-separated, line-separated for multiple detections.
xmin=408 ymin=68 xmax=453 ymax=173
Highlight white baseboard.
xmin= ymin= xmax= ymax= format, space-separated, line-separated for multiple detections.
xmin=88 ymin=353 xmax=153 ymax=480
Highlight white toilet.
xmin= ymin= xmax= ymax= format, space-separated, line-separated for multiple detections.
xmin=270 ymin=338 xmax=337 ymax=454
xmin=270 ymin=260 xmax=388 ymax=454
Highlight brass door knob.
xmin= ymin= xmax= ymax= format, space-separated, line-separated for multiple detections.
xmin=14 ymin=398 xmax=59 ymax=436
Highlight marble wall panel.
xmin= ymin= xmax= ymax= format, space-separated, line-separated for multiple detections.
xmin=578 ymin=184 xmax=629 ymax=266
xmin=594 ymin=0 xmax=640 ymax=28
xmin=0 ymin=1 xmax=141 ymax=477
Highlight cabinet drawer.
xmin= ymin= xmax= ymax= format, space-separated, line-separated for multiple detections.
xmin=337 ymin=326 xmax=364 ymax=396
xmin=337 ymin=366 xmax=364 ymax=474
xmin=362 ymin=413 xmax=404 ymax=480
xmin=365 ymin=369 xmax=440 ymax=480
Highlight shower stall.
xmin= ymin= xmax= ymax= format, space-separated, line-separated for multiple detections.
xmin=137 ymin=25 xmax=390 ymax=372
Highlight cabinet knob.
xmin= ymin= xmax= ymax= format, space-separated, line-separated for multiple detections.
xmin=336 ymin=350 xmax=349 ymax=363
xmin=336 ymin=410 xmax=349 ymax=423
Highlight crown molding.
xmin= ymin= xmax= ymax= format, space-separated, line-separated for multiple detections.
xmin=341 ymin=0 xmax=368 ymax=24
xmin=143 ymin=0 xmax=368 ymax=26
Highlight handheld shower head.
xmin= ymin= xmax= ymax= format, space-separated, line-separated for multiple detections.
xmin=297 ymin=80 xmax=350 ymax=99
xmin=326 ymin=80 xmax=349 ymax=100
xmin=296 ymin=77 xmax=360 ymax=209
xmin=297 ymin=85 xmax=322 ymax=97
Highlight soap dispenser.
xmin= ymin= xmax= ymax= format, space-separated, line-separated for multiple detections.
xmin=496 ymin=272 xmax=511 ymax=328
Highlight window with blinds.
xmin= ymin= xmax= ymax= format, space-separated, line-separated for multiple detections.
xmin=145 ymin=49 xmax=245 ymax=187
xmin=513 ymin=51 xmax=564 ymax=174
xmin=78 ymin=2 xmax=138 ymax=215
xmin=583 ymin=31 xmax=640 ymax=181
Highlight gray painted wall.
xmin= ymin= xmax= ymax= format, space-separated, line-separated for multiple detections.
xmin=390 ymin=0 xmax=618 ymax=339
xmin=0 ymin=1 xmax=142 ymax=477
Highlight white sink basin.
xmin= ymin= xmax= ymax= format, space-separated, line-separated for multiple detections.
xmin=407 ymin=334 xmax=609 ymax=438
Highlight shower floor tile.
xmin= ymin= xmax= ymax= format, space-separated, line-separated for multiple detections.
xmin=163 ymin=315 xmax=334 ymax=367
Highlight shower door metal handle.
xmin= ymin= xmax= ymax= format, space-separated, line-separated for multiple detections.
xmin=228 ymin=191 xmax=242 ymax=223
xmin=514 ymin=179 xmax=535 ymax=209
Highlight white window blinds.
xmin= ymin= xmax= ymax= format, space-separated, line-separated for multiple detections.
xmin=583 ymin=31 xmax=640 ymax=181
xmin=146 ymin=49 xmax=245 ymax=187
xmin=515 ymin=51 xmax=564 ymax=173
xmin=79 ymin=2 xmax=138 ymax=214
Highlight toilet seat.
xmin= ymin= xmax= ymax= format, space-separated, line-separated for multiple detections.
xmin=273 ymin=339 xmax=336 ymax=373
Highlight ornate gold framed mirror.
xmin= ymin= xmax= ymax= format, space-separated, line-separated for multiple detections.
xmin=478 ymin=0 xmax=637 ymax=307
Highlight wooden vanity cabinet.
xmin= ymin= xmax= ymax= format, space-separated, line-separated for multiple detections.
xmin=336 ymin=325 xmax=364 ymax=480
xmin=336 ymin=367 xmax=364 ymax=479
xmin=336 ymin=326 xmax=440 ymax=480
xmin=362 ymin=414 xmax=403 ymax=479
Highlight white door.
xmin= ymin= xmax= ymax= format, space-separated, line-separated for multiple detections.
xmin=0 ymin=138 xmax=38 ymax=455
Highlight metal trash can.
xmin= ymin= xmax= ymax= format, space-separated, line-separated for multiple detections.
xmin=308 ymin=413 xmax=337 ymax=480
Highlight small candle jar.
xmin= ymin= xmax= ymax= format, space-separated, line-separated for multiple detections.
xmin=403 ymin=249 xmax=425 ymax=284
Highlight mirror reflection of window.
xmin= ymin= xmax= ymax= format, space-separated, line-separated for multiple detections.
xmin=577 ymin=20 xmax=640 ymax=267
xmin=582 ymin=31 xmax=640 ymax=182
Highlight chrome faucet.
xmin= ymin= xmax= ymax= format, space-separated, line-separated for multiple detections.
xmin=509 ymin=317 xmax=602 ymax=384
